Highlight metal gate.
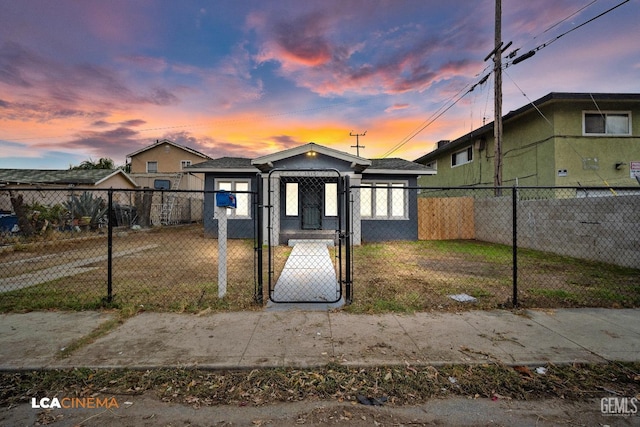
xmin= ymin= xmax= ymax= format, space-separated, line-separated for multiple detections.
xmin=259 ymin=169 xmax=352 ymax=304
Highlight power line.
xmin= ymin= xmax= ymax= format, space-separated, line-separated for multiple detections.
xmin=506 ymin=0 xmax=630 ymax=67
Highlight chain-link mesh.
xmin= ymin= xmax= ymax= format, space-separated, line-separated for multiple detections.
xmin=267 ymin=172 xmax=342 ymax=303
xmin=1 ymin=186 xmax=638 ymax=312
xmin=0 ymin=188 xmax=257 ymax=311
xmin=353 ymin=186 xmax=639 ymax=311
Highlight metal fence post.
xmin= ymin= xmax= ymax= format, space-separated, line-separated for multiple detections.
xmin=512 ymin=185 xmax=518 ymax=307
xmin=255 ymin=176 xmax=264 ymax=304
xmin=344 ymin=175 xmax=352 ymax=304
xmin=107 ymin=188 xmax=113 ymax=304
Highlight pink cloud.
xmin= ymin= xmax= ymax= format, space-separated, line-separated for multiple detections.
xmin=385 ymin=103 xmax=410 ymax=113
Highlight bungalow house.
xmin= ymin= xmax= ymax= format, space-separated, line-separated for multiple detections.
xmin=126 ymin=139 xmax=211 ymax=191
xmin=0 ymin=168 xmax=137 ymax=210
xmin=187 ymin=142 xmax=435 ymax=244
xmin=415 ymin=92 xmax=640 ymax=192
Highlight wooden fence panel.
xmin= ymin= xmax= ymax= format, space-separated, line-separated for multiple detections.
xmin=418 ymin=197 xmax=475 ymax=240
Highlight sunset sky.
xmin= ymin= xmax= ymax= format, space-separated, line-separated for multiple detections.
xmin=1 ymin=0 xmax=639 ymax=169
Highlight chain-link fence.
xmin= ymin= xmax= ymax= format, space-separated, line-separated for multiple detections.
xmin=0 ymin=188 xmax=258 ymax=311
xmin=1 ymin=185 xmax=638 ymax=312
xmin=353 ymin=186 xmax=639 ymax=311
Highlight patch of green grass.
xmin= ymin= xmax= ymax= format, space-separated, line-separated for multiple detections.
xmin=423 ymin=240 xmax=513 ymax=262
xmin=528 ymin=288 xmax=579 ymax=302
xmin=469 ymin=288 xmax=493 ymax=298
xmin=588 ymin=288 xmax=628 ymax=303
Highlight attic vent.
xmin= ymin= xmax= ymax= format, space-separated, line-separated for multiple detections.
xmin=437 ymin=140 xmax=451 ymax=148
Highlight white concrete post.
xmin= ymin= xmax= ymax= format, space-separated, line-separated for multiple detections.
xmin=216 ymin=206 xmax=227 ymax=298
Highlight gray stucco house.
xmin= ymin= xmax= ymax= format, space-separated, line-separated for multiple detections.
xmin=187 ymin=143 xmax=435 ymax=244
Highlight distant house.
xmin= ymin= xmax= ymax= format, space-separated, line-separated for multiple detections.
xmin=415 ymin=93 xmax=640 ymax=191
xmin=125 ymin=139 xmax=214 ymax=225
xmin=0 ymin=168 xmax=137 ymax=213
xmin=187 ymin=142 xmax=435 ymax=244
xmin=126 ymin=139 xmax=211 ymax=191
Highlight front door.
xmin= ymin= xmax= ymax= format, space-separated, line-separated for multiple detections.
xmin=301 ymin=187 xmax=321 ymax=230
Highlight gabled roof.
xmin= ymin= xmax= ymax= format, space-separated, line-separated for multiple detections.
xmin=0 ymin=169 xmax=138 ymax=187
xmin=415 ymin=92 xmax=640 ymax=164
xmin=126 ymin=139 xmax=211 ymax=160
xmin=251 ymin=142 xmax=371 ymax=168
xmin=187 ymin=143 xmax=434 ymax=175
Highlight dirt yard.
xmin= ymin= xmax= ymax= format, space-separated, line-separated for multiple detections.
xmin=1 ymin=225 xmax=638 ymax=312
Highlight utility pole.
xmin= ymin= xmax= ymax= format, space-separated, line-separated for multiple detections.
xmin=493 ymin=0 xmax=503 ymax=196
xmin=350 ymin=130 xmax=367 ymax=157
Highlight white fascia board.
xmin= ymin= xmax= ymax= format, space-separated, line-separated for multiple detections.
xmin=251 ymin=143 xmax=371 ymax=167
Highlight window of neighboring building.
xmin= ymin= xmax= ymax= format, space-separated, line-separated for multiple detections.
xmin=181 ymin=160 xmax=192 ymax=169
xmin=216 ymin=180 xmax=251 ymax=218
xmin=146 ymin=161 xmax=158 ymax=173
xmin=583 ymin=111 xmax=631 ymax=135
xmin=451 ymin=147 xmax=473 ymax=167
xmin=324 ymin=183 xmax=338 ymax=217
xmin=425 ymin=160 xmax=437 ymax=170
xmin=360 ymin=181 xmax=408 ymax=220
xmin=154 ymin=179 xmax=171 ymax=190
xmin=285 ymin=183 xmax=299 ymax=216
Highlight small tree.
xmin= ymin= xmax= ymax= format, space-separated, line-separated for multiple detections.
xmin=70 ymin=158 xmax=115 ymax=170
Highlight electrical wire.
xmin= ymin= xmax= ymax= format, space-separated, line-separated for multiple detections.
xmin=506 ymin=0 xmax=631 ymax=68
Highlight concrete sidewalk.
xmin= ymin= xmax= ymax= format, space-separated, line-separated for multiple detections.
xmin=0 ymin=308 xmax=638 ymax=370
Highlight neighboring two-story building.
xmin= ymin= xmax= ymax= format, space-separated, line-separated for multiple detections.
xmin=126 ymin=139 xmax=212 ymax=224
xmin=415 ymin=93 xmax=640 ymax=191
xmin=126 ymin=139 xmax=211 ymax=191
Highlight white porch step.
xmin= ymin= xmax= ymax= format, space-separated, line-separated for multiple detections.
xmin=287 ymin=239 xmax=335 ymax=247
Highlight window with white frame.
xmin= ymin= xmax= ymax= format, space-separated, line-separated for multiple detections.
xmin=451 ymin=147 xmax=473 ymax=167
xmin=324 ymin=182 xmax=337 ymax=217
xmin=146 ymin=161 xmax=158 ymax=173
xmin=360 ymin=181 xmax=408 ymax=220
xmin=583 ymin=111 xmax=631 ymax=135
xmin=180 ymin=160 xmax=192 ymax=169
xmin=216 ymin=180 xmax=250 ymax=217
xmin=285 ymin=182 xmax=299 ymax=216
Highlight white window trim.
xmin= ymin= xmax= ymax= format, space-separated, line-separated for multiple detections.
xmin=180 ymin=160 xmax=192 ymax=169
xmin=582 ymin=110 xmax=632 ymax=136
xmin=451 ymin=146 xmax=473 ymax=168
xmin=214 ymin=179 xmax=251 ymax=219
xmin=146 ymin=161 xmax=158 ymax=173
xmin=285 ymin=182 xmax=299 ymax=217
xmin=324 ymin=182 xmax=338 ymax=217
xmin=360 ymin=180 xmax=409 ymax=220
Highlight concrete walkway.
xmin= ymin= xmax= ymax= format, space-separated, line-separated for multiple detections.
xmin=0 ymin=308 xmax=638 ymax=370
xmin=271 ymin=242 xmax=341 ymax=304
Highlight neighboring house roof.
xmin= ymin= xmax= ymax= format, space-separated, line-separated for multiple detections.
xmin=414 ymin=92 xmax=640 ymax=164
xmin=366 ymin=158 xmax=435 ymax=175
xmin=186 ymin=157 xmax=258 ymax=173
xmin=126 ymin=139 xmax=212 ymax=160
xmin=187 ymin=143 xmax=434 ymax=175
xmin=0 ymin=169 xmax=138 ymax=187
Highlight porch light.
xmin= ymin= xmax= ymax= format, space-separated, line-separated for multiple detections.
xmin=307 ymin=150 xmax=316 ymax=157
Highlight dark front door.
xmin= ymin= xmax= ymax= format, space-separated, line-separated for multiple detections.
xmin=301 ymin=188 xmax=321 ymax=229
